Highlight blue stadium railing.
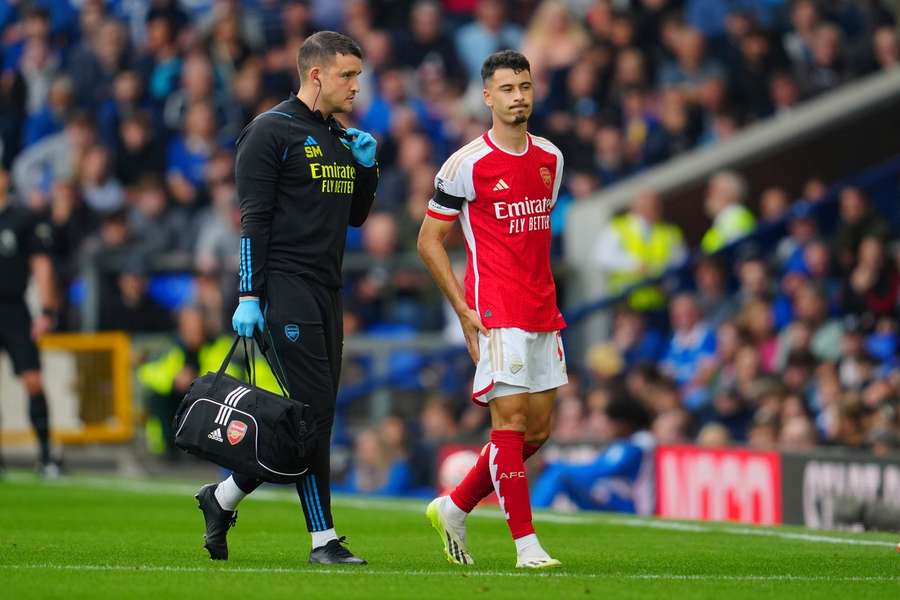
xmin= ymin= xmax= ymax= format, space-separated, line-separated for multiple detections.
xmin=335 ymin=155 xmax=900 ymax=409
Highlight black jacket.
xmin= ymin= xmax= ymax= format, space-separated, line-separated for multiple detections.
xmin=235 ymin=95 xmax=378 ymax=296
xmin=0 ymin=203 xmax=53 ymax=300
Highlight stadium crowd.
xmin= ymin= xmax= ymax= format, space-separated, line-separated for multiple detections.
xmin=585 ymin=175 xmax=900 ymax=454
xmin=1 ymin=0 xmax=899 ymax=498
xmin=2 ymin=0 xmax=896 ymax=332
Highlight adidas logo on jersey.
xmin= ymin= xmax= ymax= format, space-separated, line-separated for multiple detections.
xmin=492 ymin=179 xmax=510 ymax=191
xmin=304 ymin=135 xmax=318 ymax=146
xmin=208 ymin=428 xmax=224 ymax=443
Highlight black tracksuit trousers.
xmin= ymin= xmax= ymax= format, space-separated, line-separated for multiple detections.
xmin=233 ymin=271 xmax=342 ymax=533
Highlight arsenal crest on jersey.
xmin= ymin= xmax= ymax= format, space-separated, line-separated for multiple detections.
xmin=539 ymin=166 xmax=552 ymax=188
xmin=227 ymin=420 xmax=248 ymax=445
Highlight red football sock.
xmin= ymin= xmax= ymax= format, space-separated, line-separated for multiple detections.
xmin=450 ymin=441 xmax=543 ymax=513
xmin=450 ymin=442 xmax=491 ymax=513
xmin=523 ymin=441 xmax=542 ymax=462
xmin=488 ymin=429 xmax=535 ymax=540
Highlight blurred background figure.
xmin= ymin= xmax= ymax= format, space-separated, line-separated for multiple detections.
xmin=532 ymin=390 xmax=654 ymax=514
xmin=334 ymin=417 xmax=432 ymax=498
xmin=701 ymin=171 xmax=756 ymax=253
xmin=594 ymin=189 xmax=685 ymax=314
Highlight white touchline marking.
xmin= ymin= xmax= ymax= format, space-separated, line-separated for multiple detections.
xmin=1 ymin=564 xmax=899 ymax=583
xmin=3 ymin=475 xmax=895 ymax=548
xmin=623 ymin=574 xmax=900 ymax=582
xmin=606 ymin=518 xmax=896 ymax=548
xmin=728 ymin=526 xmax=896 ymax=547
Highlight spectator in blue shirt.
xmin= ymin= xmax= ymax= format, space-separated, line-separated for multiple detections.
xmin=657 ymin=27 xmax=725 ymax=93
xmin=166 ymin=102 xmax=217 ymax=208
xmin=162 ymin=53 xmax=242 ymax=141
xmin=96 ymin=71 xmax=150 ymax=149
xmin=2 ymin=7 xmax=52 ymax=74
xmin=532 ymin=390 xmax=655 ymax=514
xmin=611 ymin=307 xmax=666 ymax=369
xmin=12 ymin=112 xmax=95 ymax=206
xmin=335 ymin=422 xmax=432 ymax=498
xmin=776 ymin=201 xmax=819 ymax=271
xmin=455 ymin=0 xmax=523 ymax=83
xmin=661 ymin=293 xmax=718 ymax=407
xmin=685 ymin=0 xmax=778 ymax=38
xmin=67 ymin=19 xmax=130 ymax=109
xmin=22 ymin=74 xmax=71 ymax=148
xmin=135 ymin=15 xmax=182 ymax=104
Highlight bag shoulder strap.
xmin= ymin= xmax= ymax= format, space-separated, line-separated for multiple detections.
xmin=251 ymin=332 xmax=291 ymax=398
xmin=213 ymin=335 xmax=291 ymax=399
xmin=213 ymin=337 xmax=243 ymax=386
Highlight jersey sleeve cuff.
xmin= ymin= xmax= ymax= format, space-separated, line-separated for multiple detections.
xmin=426 ymin=207 xmax=459 ymax=221
xmin=427 ymin=198 xmax=461 ymax=221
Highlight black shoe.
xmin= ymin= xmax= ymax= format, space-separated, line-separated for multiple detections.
xmin=309 ymin=536 xmax=367 ymax=565
xmin=195 ymin=483 xmax=237 ymax=560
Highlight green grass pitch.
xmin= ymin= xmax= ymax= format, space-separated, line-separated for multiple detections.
xmin=2 ymin=473 xmax=899 ymax=599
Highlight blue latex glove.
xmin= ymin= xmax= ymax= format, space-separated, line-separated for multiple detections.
xmin=344 ymin=127 xmax=377 ymax=168
xmin=232 ymin=298 xmax=265 ymax=338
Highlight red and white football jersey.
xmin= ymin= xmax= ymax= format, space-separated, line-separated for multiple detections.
xmin=427 ymin=131 xmax=566 ymax=332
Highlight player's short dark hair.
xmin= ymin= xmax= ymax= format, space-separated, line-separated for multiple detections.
xmin=481 ymin=50 xmax=530 ymax=83
xmin=297 ymin=31 xmax=363 ymax=83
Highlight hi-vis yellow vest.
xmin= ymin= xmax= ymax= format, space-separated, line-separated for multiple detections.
xmin=701 ymin=204 xmax=756 ymax=253
xmin=608 ymin=214 xmax=683 ymax=311
xmin=138 ymin=336 xmax=283 ymax=396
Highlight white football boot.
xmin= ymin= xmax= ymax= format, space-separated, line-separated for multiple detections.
xmin=426 ymin=496 xmax=475 ymax=565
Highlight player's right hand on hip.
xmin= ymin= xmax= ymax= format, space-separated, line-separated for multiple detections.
xmin=458 ymin=308 xmax=488 ymax=363
xmin=232 ymin=298 xmax=265 ymax=338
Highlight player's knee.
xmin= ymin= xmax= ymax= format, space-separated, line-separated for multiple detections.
xmin=526 ymin=429 xmax=550 ymax=446
xmin=21 ymin=371 xmax=43 ymax=395
xmin=495 ymin=412 xmax=528 ymax=431
xmin=526 ymin=415 xmax=552 ymax=446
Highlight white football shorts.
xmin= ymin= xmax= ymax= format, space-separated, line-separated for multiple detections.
xmin=471 ymin=327 xmax=568 ymax=405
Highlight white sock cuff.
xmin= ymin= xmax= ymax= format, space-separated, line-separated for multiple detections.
xmin=311 ymin=528 xmax=338 ymax=549
xmin=446 ymin=496 xmax=469 ymax=519
xmin=514 ymin=533 xmax=538 ymax=553
xmin=214 ymin=476 xmax=248 ymax=512
xmin=515 ymin=533 xmax=550 ymax=559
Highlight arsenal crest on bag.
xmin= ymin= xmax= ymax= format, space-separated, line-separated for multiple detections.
xmin=173 ymin=335 xmax=316 ymax=483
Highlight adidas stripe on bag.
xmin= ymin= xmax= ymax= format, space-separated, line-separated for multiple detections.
xmin=213 ymin=386 xmax=251 ymax=426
